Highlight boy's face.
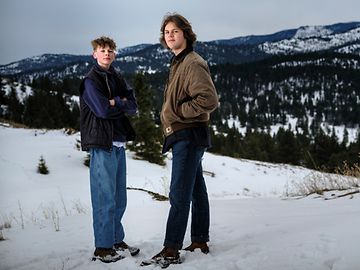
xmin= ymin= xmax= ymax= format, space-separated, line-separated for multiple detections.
xmin=93 ymin=45 xmax=116 ymax=70
xmin=164 ymin=22 xmax=187 ymax=55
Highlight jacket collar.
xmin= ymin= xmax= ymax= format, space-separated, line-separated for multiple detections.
xmin=94 ymin=63 xmax=116 ymax=75
xmin=170 ymin=45 xmax=194 ymax=66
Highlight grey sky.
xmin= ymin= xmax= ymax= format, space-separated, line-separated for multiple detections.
xmin=0 ymin=0 xmax=359 ymax=65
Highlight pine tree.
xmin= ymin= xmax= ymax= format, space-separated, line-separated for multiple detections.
xmin=275 ymin=127 xmax=301 ymax=165
xmin=23 ymin=89 xmax=53 ymax=128
xmin=128 ymin=73 xmax=165 ymax=165
xmin=37 ymin=155 xmax=49 ymax=174
xmin=7 ymin=87 xmax=24 ymax=123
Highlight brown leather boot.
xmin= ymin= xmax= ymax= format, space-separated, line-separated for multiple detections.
xmin=184 ymin=242 xmax=209 ymax=254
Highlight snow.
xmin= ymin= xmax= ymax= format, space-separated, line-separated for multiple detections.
xmin=1 ymin=79 xmax=33 ymax=104
xmin=0 ymin=125 xmax=359 ymax=270
xmin=260 ymin=27 xmax=360 ymax=55
xmin=294 ymin=26 xmax=333 ymax=39
xmin=223 ymin=115 xmax=359 ymax=145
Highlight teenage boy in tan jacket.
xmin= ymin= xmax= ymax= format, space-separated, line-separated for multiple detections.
xmin=141 ymin=13 xmax=218 ymax=268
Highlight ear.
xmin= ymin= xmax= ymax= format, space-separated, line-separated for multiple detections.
xmin=92 ymin=51 xmax=97 ymax=59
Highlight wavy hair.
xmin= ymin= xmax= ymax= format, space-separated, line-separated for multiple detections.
xmin=159 ymin=13 xmax=197 ymax=49
xmin=91 ymin=36 xmax=117 ymax=51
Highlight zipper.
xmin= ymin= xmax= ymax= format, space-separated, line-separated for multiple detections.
xmin=104 ymin=73 xmax=114 ymax=149
xmin=105 ymin=74 xmax=112 ymax=98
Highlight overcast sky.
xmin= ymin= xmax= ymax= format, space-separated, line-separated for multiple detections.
xmin=0 ymin=0 xmax=359 ymax=65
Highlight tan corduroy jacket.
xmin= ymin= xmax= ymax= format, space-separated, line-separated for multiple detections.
xmin=160 ymin=50 xmax=219 ymax=137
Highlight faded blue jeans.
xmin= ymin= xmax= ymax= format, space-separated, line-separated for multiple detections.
xmin=89 ymin=147 xmax=127 ymax=248
xmin=164 ymin=140 xmax=210 ymax=250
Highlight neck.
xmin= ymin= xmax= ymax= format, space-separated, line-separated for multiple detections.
xmin=172 ymin=43 xmax=187 ymax=56
xmin=97 ymin=63 xmax=110 ymax=70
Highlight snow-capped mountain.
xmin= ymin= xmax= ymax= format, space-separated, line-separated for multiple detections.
xmin=0 ymin=21 xmax=359 ymax=79
xmin=259 ymin=24 xmax=360 ymax=55
xmin=211 ymin=21 xmax=360 ymax=46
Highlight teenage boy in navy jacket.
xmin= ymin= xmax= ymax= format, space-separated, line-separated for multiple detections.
xmin=80 ymin=36 xmax=139 ymax=263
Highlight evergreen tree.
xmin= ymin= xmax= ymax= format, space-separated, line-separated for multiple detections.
xmin=224 ymin=124 xmax=243 ymax=158
xmin=37 ymin=155 xmax=49 ymax=174
xmin=69 ymin=102 xmax=80 ymax=130
xmin=310 ymin=128 xmax=341 ymax=171
xmin=342 ymin=128 xmax=349 ymax=147
xmin=0 ymin=78 xmax=9 ymax=116
xmin=7 ymin=87 xmax=24 ymax=123
xmin=23 ymin=89 xmax=54 ymax=128
xmin=23 ymin=86 xmax=75 ymax=129
xmin=128 ymin=73 xmax=165 ymax=165
xmin=275 ymin=127 xmax=301 ymax=165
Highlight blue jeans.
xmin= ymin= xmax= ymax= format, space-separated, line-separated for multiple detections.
xmin=89 ymin=147 xmax=127 ymax=248
xmin=164 ymin=140 xmax=210 ymax=250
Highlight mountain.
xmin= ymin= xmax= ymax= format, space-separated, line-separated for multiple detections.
xmin=0 ymin=21 xmax=359 ymax=81
xmin=0 ymin=54 xmax=90 ymax=76
xmin=259 ymin=23 xmax=360 ymax=55
xmin=211 ymin=21 xmax=360 ymax=46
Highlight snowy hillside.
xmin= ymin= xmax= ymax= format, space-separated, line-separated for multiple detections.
xmin=260 ymin=26 xmax=360 ymax=55
xmin=0 ymin=125 xmax=359 ymax=270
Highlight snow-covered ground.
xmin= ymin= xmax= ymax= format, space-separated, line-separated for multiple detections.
xmin=0 ymin=125 xmax=359 ymax=270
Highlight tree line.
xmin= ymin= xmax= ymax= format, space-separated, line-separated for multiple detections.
xmin=209 ymin=124 xmax=360 ymax=173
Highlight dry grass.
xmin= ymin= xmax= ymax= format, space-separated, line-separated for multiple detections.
xmin=335 ymin=161 xmax=360 ymax=179
xmin=292 ymin=161 xmax=360 ymax=197
xmin=0 ymin=118 xmax=29 ymax=129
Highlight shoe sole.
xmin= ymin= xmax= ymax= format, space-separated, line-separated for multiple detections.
xmin=92 ymin=254 xmax=125 ymax=263
xmin=140 ymin=257 xmax=181 ymax=268
xmin=114 ymin=246 xmax=140 ymax=256
xmin=128 ymin=246 xmax=140 ymax=256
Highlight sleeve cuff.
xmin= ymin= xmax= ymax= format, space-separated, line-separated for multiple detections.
xmin=114 ymin=96 xmax=125 ymax=108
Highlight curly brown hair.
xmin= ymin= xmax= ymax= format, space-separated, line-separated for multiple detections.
xmin=159 ymin=13 xmax=197 ymax=49
xmin=91 ymin=36 xmax=117 ymax=51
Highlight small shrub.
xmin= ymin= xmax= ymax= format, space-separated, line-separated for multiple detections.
xmin=75 ymin=138 xmax=81 ymax=151
xmin=41 ymin=204 xmax=60 ymax=231
xmin=127 ymin=187 xmax=168 ymax=201
xmin=0 ymin=214 xmax=12 ymax=229
xmin=0 ymin=230 xmax=5 ymax=241
xmin=37 ymin=155 xmax=49 ymax=174
xmin=84 ymin=153 xmax=90 ymax=167
xmin=64 ymin=128 xmax=76 ymax=135
xmin=335 ymin=161 xmax=360 ymax=179
xmin=72 ymin=200 xmax=88 ymax=214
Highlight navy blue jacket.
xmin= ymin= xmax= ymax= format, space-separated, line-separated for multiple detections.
xmin=80 ymin=64 xmax=137 ymax=151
